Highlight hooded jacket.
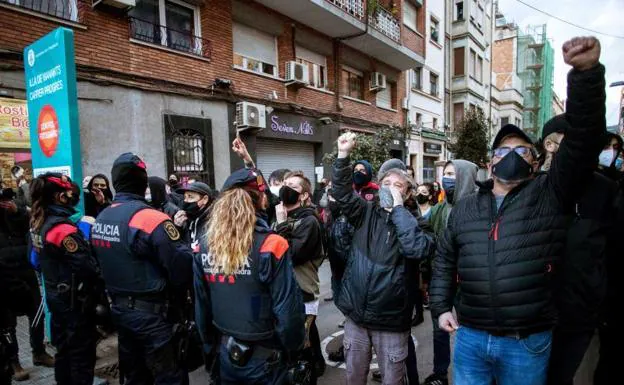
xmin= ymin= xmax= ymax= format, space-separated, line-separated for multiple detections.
xmin=430 ymin=64 xmax=607 ymax=333
xmin=84 ymin=174 xmax=113 ymax=218
xmin=429 ymin=160 xmax=479 ymax=237
xmin=147 ymin=177 xmax=180 ymax=218
xmin=332 ymin=157 xmax=433 ymax=332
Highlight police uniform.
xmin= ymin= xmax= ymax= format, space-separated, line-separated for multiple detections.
xmin=194 ymin=168 xmax=305 ymax=385
xmin=31 ymin=203 xmax=100 ymax=385
xmin=92 ymin=153 xmax=193 ymax=385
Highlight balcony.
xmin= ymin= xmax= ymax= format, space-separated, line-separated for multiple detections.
xmin=129 ymin=17 xmax=212 ymax=59
xmin=0 ymin=0 xmax=79 ymax=22
xmin=253 ymin=0 xmax=423 ymax=69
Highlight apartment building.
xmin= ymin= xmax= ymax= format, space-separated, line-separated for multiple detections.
xmin=405 ymin=0 xmax=447 ymax=183
xmin=0 ymin=0 xmax=425 ymax=188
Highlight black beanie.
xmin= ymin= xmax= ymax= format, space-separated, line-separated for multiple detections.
xmin=111 ymin=152 xmax=148 ymax=196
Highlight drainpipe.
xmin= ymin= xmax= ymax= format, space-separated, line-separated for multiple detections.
xmin=487 ymin=0 xmax=495 ymax=144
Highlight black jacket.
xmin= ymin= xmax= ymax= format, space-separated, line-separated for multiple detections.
xmin=0 ymin=202 xmax=30 ymax=269
xmin=430 ymin=65 xmax=607 ymax=333
xmin=332 ymin=157 xmax=432 ymax=332
xmin=84 ymin=174 xmax=113 ymax=218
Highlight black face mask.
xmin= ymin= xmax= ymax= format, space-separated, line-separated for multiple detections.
xmin=416 ymin=194 xmax=430 ymax=204
xmin=182 ymin=201 xmax=202 ymax=219
xmin=279 ymin=186 xmax=301 ymax=205
xmin=492 ymin=150 xmax=534 ymax=183
xmin=353 ymin=171 xmax=369 ymax=186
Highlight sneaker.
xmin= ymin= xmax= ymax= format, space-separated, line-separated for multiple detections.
xmin=328 ymin=346 xmax=344 ymax=362
xmin=11 ymin=362 xmax=29 ymax=382
xmin=33 ymin=351 xmax=55 ymax=367
xmin=372 ymin=370 xmax=382 ymax=382
xmin=423 ymin=373 xmax=448 ymax=385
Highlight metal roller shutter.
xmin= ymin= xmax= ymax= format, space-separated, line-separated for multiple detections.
xmin=256 ymin=139 xmax=316 ymax=183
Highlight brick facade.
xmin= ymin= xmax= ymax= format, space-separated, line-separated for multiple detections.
xmin=492 ymin=38 xmax=514 ymax=89
xmin=0 ymin=0 xmax=426 ymax=128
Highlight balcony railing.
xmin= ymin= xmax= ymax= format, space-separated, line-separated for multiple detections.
xmin=129 ymin=17 xmax=212 ymax=59
xmin=325 ymin=0 xmax=365 ymax=20
xmin=369 ymin=6 xmax=400 ymax=42
xmin=0 ymin=0 xmax=78 ymax=22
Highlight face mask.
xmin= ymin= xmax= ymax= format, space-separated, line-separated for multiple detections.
xmin=598 ymin=149 xmax=615 ymax=168
xmin=615 ymin=158 xmax=623 ymax=170
xmin=269 ymin=185 xmax=281 ymax=197
xmin=442 ymin=177 xmax=456 ymax=204
xmin=279 ymin=186 xmax=301 ymax=205
xmin=145 ymin=193 xmax=152 ymax=203
xmin=379 ymin=187 xmax=394 ymax=209
xmin=183 ymin=201 xmax=202 ymax=218
xmin=492 ymin=150 xmax=534 ymax=183
xmin=353 ymin=171 xmax=369 ymax=186
xmin=168 ymin=180 xmax=177 ymax=187
xmin=416 ymin=194 xmax=430 ymax=204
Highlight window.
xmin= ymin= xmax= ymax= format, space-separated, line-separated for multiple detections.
xmin=233 ymin=23 xmax=277 ymax=77
xmin=515 ymin=117 xmax=522 ymax=127
xmin=6 ymin=0 xmax=78 ymax=21
xmin=433 ymin=117 xmax=438 ymax=130
xmin=412 ymin=67 xmax=422 ymax=90
xmin=455 ymin=1 xmax=464 ymax=21
xmin=476 ymin=56 xmax=483 ymax=82
xmin=342 ymin=67 xmax=364 ymax=100
xmin=453 ymin=103 xmax=464 ymax=127
xmin=430 ymin=17 xmax=440 ymax=42
xmin=430 ymin=73 xmax=439 ymax=97
xmin=501 ymin=117 xmax=510 ymax=127
xmin=469 ymin=49 xmax=476 ymax=78
xmin=296 ymin=46 xmax=327 ymax=89
xmin=423 ymin=157 xmax=436 ymax=182
xmin=478 ymin=4 xmax=484 ymax=29
xmin=416 ymin=113 xmax=423 ymax=127
xmin=453 ymin=47 xmax=465 ymax=76
xmin=129 ymin=0 xmax=203 ymax=56
xmin=376 ymin=82 xmax=394 ymax=109
xmin=403 ymin=1 xmax=417 ymax=31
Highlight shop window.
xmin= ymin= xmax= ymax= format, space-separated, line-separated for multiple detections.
xmin=296 ymin=46 xmax=328 ymax=89
xmin=232 ymin=23 xmax=277 ymax=77
xmin=454 ymin=47 xmax=465 ymax=76
xmin=341 ymin=67 xmax=364 ymax=100
xmin=412 ymin=67 xmax=422 ymax=90
xmin=129 ymin=0 xmax=203 ymax=56
xmin=430 ymin=17 xmax=440 ymax=43
xmin=430 ymin=73 xmax=439 ymax=97
xmin=164 ymin=115 xmax=215 ymax=187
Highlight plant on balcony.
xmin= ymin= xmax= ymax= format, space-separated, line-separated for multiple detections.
xmin=323 ymin=126 xmax=400 ymax=172
xmin=448 ymin=108 xmax=489 ymax=167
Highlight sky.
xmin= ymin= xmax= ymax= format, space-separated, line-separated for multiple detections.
xmin=497 ymin=0 xmax=623 ymax=127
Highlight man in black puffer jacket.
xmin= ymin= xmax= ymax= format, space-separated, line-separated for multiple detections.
xmin=332 ymin=135 xmax=432 ymax=385
xmin=430 ymin=36 xmax=606 ymax=385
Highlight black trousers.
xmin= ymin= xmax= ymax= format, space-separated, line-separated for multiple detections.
xmin=547 ymin=328 xmax=594 ymax=385
xmin=8 ymin=268 xmax=45 ymax=360
xmin=594 ymin=322 xmax=617 ymax=385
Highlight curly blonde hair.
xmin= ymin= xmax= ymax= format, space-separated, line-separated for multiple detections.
xmin=206 ymin=188 xmax=257 ymax=275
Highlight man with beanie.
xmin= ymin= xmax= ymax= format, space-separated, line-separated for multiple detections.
xmin=352 ymin=160 xmax=379 ymax=202
xmin=539 ymin=114 xmax=617 ymax=385
xmin=332 ymin=133 xmax=433 ymax=385
xmin=430 ymin=36 xmax=607 ymax=385
xmin=92 ymin=153 xmax=193 ymax=384
xmin=422 ymin=159 xmax=478 ymax=385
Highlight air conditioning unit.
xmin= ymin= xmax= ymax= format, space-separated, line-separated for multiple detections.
xmin=370 ymin=72 xmax=387 ymax=91
xmin=92 ymin=0 xmax=135 ymax=8
xmin=285 ymin=61 xmax=309 ymax=85
xmin=236 ymin=102 xmax=266 ymax=130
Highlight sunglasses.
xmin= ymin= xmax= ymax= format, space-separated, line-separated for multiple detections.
xmin=492 ymin=146 xmax=535 ymax=159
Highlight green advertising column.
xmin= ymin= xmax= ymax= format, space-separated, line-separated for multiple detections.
xmin=24 ymin=27 xmax=83 ymax=212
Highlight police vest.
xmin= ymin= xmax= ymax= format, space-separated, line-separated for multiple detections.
xmin=92 ymin=201 xmax=166 ymax=296
xmin=31 ymin=215 xmax=75 ymax=290
xmin=201 ymin=231 xmax=275 ymax=342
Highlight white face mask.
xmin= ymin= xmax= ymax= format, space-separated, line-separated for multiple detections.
xmin=269 ymin=185 xmax=281 ymax=197
xmin=145 ymin=193 xmax=152 ymax=203
xmin=598 ymin=149 xmax=615 ymax=168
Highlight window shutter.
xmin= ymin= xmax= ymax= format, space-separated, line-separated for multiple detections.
xmin=403 ymin=2 xmax=417 ymax=31
xmin=233 ymin=23 xmax=276 ymax=65
xmin=376 ymin=86 xmax=391 ymax=109
xmin=454 ymin=47 xmax=465 ymax=76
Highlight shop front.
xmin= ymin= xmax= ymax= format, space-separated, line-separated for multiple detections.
xmin=0 ymin=97 xmax=32 ymax=188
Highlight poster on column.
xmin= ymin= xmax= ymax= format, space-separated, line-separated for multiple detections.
xmin=24 ymin=27 xmax=83 ymax=210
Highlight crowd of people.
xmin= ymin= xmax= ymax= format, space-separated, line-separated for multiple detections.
xmin=0 ymin=35 xmax=619 ymax=385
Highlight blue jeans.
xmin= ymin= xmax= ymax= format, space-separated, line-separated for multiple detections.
xmin=219 ymin=344 xmax=287 ymax=385
xmin=453 ymin=327 xmax=552 ymax=385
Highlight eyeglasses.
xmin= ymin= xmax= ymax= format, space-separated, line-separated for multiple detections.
xmin=492 ymin=146 xmax=535 ymax=159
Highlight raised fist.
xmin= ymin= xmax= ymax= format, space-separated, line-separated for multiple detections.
xmin=563 ymin=36 xmax=600 ymax=71
xmin=337 ymin=132 xmax=357 ymax=157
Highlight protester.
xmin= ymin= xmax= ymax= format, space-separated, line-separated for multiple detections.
xmin=430 ymin=36 xmax=606 ymax=385
xmin=92 ymin=153 xmax=193 ymax=383
xmin=406 ymin=166 xmax=415 ymax=180
xmin=539 ymin=115 xmax=617 ymax=385
xmin=421 ymin=159 xmax=478 ymax=385
xmin=146 ymin=176 xmax=179 ymax=217
xmin=332 ymin=132 xmax=432 ymax=385
xmin=312 ymin=177 xmax=329 ymax=206
xmin=431 ymin=182 xmax=443 ymax=204
xmin=415 ymin=183 xmax=435 ymax=220
xmin=11 ymin=166 xmax=30 ymax=208
xmin=274 ymin=170 xmax=325 ymax=382
xmin=29 ymin=173 xmax=101 ymax=385
xmin=168 ymin=174 xmax=184 ymax=208
xmin=84 ymin=173 xmax=112 ymax=217
xmin=352 ymin=160 xmax=379 ymax=201
xmin=194 ymin=164 xmax=305 ymax=384
xmin=0 ymin=185 xmax=55 ymax=381
xmin=174 ymin=181 xmax=216 ymax=251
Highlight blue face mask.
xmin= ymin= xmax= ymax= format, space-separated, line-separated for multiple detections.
xmin=442 ymin=177 xmax=456 ymax=191
xmin=615 ymin=157 xmax=623 ymax=170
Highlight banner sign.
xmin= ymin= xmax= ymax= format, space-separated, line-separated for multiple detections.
xmin=0 ymin=97 xmax=30 ymax=150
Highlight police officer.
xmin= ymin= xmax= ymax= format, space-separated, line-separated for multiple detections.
xmin=194 ymin=167 xmax=305 ymax=385
xmin=29 ymin=173 xmax=100 ymax=385
xmin=92 ymin=153 xmax=193 ymax=384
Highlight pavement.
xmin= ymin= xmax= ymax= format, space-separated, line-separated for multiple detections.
xmin=14 ymin=260 xmax=599 ymax=384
